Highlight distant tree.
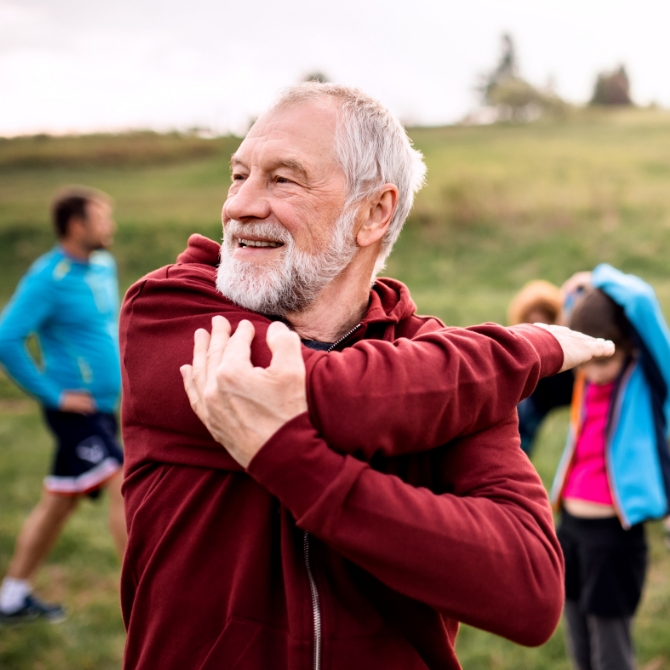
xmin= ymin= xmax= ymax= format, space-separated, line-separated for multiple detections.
xmin=477 ymin=33 xmax=566 ymax=122
xmin=590 ymin=65 xmax=632 ymax=106
xmin=303 ymin=71 xmax=329 ymax=84
xmin=481 ymin=33 xmax=518 ymax=99
xmin=488 ymin=79 xmax=565 ymax=122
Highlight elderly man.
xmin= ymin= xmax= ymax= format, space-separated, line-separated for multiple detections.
xmin=120 ymin=83 xmax=612 ymax=670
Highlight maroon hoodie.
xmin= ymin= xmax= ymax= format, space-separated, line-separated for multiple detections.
xmin=120 ymin=235 xmax=564 ymax=670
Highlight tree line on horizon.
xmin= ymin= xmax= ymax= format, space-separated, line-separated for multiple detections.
xmin=474 ymin=33 xmax=635 ymax=123
xmin=305 ymin=34 xmax=639 ymax=127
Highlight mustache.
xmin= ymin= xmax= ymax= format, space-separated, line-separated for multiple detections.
xmin=224 ymin=220 xmax=293 ymax=246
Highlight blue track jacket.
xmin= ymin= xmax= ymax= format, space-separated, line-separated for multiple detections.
xmin=551 ymin=264 xmax=670 ymax=528
xmin=0 ymin=247 xmax=121 ymax=412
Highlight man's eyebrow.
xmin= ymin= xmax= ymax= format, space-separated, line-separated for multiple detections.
xmin=229 ymin=154 xmax=309 ymax=179
xmin=230 ymin=154 xmax=245 ymax=169
xmin=272 ymin=158 xmax=309 ymax=178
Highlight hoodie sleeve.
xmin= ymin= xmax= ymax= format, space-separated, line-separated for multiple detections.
xmin=247 ymin=411 xmax=563 ymax=646
xmin=305 ymin=323 xmax=563 ymax=460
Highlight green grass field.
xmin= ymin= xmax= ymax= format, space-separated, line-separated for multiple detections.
xmin=1 ymin=108 xmax=670 ymax=668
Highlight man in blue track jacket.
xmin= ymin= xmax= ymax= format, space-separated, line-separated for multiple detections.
xmin=0 ymin=187 xmax=126 ymax=623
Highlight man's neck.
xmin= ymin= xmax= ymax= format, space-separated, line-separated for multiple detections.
xmin=287 ymin=262 xmax=372 ymax=343
xmin=59 ymin=238 xmax=91 ymax=261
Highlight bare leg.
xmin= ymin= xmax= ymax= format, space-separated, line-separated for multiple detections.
xmin=105 ymin=470 xmax=127 ymax=560
xmin=6 ymin=490 xmax=79 ymax=582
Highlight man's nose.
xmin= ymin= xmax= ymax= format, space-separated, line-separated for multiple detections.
xmin=224 ymin=174 xmax=271 ymax=221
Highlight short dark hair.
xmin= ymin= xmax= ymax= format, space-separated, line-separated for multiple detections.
xmin=569 ymin=287 xmax=633 ymax=354
xmin=51 ymin=186 xmax=111 ymax=238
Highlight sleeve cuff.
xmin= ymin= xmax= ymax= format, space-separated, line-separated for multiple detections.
xmin=509 ymin=323 xmax=564 ymax=377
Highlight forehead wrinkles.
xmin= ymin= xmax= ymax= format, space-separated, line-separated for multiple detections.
xmin=239 ymin=103 xmax=341 ymax=175
xmin=244 ymin=141 xmax=338 ymax=182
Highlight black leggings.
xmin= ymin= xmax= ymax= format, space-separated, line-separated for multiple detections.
xmin=564 ymin=600 xmax=634 ymax=670
xmin=558 ymin=511 xmax=647 ymax=670
xmin=557 ymin=511 xmax=647 ymax=617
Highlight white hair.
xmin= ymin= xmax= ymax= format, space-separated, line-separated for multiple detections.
xmin=268 ymin=82 xmax=427 ymax=276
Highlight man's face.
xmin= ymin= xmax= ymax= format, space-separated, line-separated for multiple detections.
xmin=82 ymin=200 xmax=115 ymax=251
xmin=217 ymin=100 xmax=358 ymax=315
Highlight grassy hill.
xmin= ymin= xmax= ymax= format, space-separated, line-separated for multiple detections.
xmin=1 ymin=109 xmax=670 ymax=668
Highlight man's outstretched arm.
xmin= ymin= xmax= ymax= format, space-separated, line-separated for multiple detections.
xmin=123 ymin=274 xmax=611 ymax=470
xmin=181 ymin=316 xmax=613 ymax=468
xmin=306 ymin=320 xmax=609 ymax=459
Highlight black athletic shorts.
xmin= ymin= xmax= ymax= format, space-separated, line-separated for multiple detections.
xmin=42 ymin=410 xmax=124 ymax=499
xmin=558 ymin=509 xmax=647 ymax=617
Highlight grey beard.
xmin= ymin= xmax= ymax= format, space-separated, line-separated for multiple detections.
xmin=216 ymin=211 xmax=358 ymax=316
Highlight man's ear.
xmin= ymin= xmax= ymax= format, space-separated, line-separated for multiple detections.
xmin=65 ymin=216 xmax=87 ymax=241
xmin=356 ymin=184 xmax=398 ymax=248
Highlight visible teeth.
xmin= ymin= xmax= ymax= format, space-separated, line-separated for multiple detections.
xmin=239 ymin=239 xmax=282 ymax=248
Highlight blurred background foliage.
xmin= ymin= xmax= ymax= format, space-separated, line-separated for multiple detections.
xmin=590 ymin=65 xmax=633 ymax=106
xmin=1 ymin=107 xmax=670 ymax=668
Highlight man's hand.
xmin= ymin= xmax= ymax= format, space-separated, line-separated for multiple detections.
xmin=180 ymin=316 xmax=308 ymax=468
xmin=59 ymin=390 xmax=96 ymax=414
xmin=533 ymin=323 xmax=615 ymax=372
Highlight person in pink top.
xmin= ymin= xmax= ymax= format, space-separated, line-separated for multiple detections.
xmin=552 ymin=268 xmax=670 ymax=670
xmin=561 ymin=379 xmax=617 ymax=507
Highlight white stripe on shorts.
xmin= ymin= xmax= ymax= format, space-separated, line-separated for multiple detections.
xmin=44 ymin=457 xmax=121 ymax=494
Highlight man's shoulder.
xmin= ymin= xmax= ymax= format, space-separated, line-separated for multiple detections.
xmin=120 ymin=259 xmax=269 ymax=333
xmin=403 ymin=312 xmax=447 ymax=330
xmin=124 ymin=234 xmax=220 ymax=299
xmin=124 ymin=260 xmax=218 ymax=303
xmin=371 ymin=277 xmax=447 ymax=337
xmin=23 ymin=247 xmax=66 ymax=286
xmin=90 ymin=250 xmax=117 ymax=272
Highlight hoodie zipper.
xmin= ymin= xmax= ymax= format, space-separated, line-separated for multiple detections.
xmin=303 ymin=531 xmax=322 ymax=670
xmin=303 ymin=322 xmax=362 ymax=670
xmin=328 ymin=323 xmax=363 ymax=353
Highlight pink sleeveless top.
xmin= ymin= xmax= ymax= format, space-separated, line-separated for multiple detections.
xmin=562 ymin=381 xmax=614 ymax=505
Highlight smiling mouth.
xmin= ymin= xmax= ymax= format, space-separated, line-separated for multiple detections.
xmin=237 ymin=238 xmax=284 ymax=249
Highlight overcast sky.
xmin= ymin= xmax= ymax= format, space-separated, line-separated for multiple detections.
xmin=1 ymin=0 xmax=669 ymax=135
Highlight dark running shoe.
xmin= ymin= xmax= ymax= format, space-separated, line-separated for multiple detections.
xmin=0 ymin=594 xmax=66 ymax=624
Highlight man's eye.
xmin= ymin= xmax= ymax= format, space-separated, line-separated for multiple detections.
xmin=275 ymin=176 xmax=292 ymax=184
xmin=232 ymin=173 xmax=246 ymax=181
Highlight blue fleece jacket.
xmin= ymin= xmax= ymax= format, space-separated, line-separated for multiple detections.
xmin=0 ymin=247 xmax=121 ymax=412
xmin=551 ymin=264 xmax=670 ymax=527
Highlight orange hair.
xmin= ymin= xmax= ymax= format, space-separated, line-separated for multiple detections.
xmin=507 ymin=280 xmax=564 ymax=326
